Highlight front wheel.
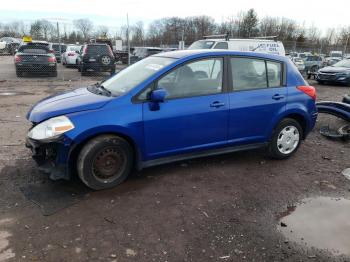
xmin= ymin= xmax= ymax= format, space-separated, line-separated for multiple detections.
xmin=267 ymin=118 xmax=303 ymax=159
xmin=77 ymin=135 xmax=133 ymax=190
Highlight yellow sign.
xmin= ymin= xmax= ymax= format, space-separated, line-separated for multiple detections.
xmin=22 ymin=36 xmax=32 ymax=43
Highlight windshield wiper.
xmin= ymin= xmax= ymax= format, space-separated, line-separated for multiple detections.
xmin=89 ymin=82 xmax=112 ymax=96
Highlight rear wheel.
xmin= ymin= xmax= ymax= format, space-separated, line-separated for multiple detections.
xmin=267 ymin=118 xmax=303 ymax=159
xmin=81 ymin=65 xmax=87 ymax=76
xmin=77 ymin=135 xmax=133 ymax=190
xmin=16 ymin=70 xmax=23 ymax=77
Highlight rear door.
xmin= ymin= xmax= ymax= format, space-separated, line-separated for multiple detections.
xmin=227 ymin=57 xmax=286 ymax=144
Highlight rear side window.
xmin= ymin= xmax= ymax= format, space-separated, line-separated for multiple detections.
xmin=266 ymin=61 xmax=282 ymax=87
xmin=213 ymin=42 xmax=228 ymax=50
xmin=231 ymin=58 xmax=267 ymax=90
xmin=230 ymin=57 xmax=282 ymax=91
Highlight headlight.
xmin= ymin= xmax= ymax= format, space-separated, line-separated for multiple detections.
xmin=28 ymin=116 xmax=74 ymax=140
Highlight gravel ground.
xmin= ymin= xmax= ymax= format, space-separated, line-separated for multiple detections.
xmin=0 ymin=55 xmax=349 ymax=262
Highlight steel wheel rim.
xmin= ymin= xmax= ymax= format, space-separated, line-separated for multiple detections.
xmin=92 ymin=146 xmax=126 ymax=183
xmin=277 ymin=125 xmax=300 ymax=155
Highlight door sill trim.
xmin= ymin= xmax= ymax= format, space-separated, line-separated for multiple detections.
xmin=139 ymin=142 xmax=268 ymax=169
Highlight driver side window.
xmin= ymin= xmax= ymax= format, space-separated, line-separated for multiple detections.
xmin=157 ymin=58 xmax=223 ymax=99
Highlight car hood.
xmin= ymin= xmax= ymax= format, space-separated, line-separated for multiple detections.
xmin=319 ymin=66 xmax=350 ymax=73
xmin=27 ymin=87 xmax=113 ymax=123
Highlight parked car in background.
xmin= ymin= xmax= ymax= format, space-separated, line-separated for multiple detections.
xmin=49 ymin=43 xmax=67 ymax=63
xmin=304 ymin=55 xmax=324 ymax=75
xmin=130 ymin=47 xmax=164 ymax=64
xmin=77 ymin=43 xmax=115 ymax=76
xmin=291 ymin=57 xmax=306 ymax=73
xmin=298 ymin=52 xmax=312 ymax=60
xmin=325 ymin=57 xmax=342 ymax=66
xmin=25 ymin=49 xmax=317 ymax=190
xmin=329 ymin=51 xmax=343 ymax=59
xmin=316 ymin=58 xmax=350 ymax=86
xmin=188 ymin=36 xmax=286 ymax=56
xmin=0 ymin=37 xmax=20 ymax=54
xmin=62 ymin=44 xmax=81 ymax=67
xmin=14 ymin=42 xmax=57 ymax=77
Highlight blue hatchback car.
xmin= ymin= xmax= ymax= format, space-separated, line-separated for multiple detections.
xmin=26 ymin=50 xmax=317 ymax=190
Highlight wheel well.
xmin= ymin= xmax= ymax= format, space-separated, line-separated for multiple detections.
xmin=68 ymin=132 xmax=138 ymax=177
xmin=284 ymin=114 xmax=307 ymax=139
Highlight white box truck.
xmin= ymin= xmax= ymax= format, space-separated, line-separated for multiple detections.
xmin=188 ymin=35 xmax=285 ymax=56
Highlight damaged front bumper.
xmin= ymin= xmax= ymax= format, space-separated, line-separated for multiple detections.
xmin=25 ymin=135 xmax=73 ymax=180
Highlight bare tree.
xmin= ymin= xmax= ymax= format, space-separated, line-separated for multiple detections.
xmin=73 ymin=19 xmax=93 ymax=40
xmin=96 ymin=25 xmax=109 ymax=38
xmin=131 ymin=21 xmax=145 ymax=45
xmin=40 ymin=20 xmax=54 ymax=40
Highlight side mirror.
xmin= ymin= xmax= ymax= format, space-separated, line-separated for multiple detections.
xmin=150 ymin=88 xmax=167 ymax=103
xmin=149 ymin=88 xmax=167 ymax=111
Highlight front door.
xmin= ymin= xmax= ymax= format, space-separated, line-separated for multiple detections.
xmin=142 ymin=57 xmax=229 ymax=160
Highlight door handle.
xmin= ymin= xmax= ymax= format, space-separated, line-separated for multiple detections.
xmin=272 ymin=94 xmax=285 ymax=100
xmin=210 ymin=101 xmax=225 ymax=108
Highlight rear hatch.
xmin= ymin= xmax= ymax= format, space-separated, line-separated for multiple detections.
xmin=83 ymin=45 xmax=113 ymax=64
xmin=16 ymin=45 xmax=54 ymax=63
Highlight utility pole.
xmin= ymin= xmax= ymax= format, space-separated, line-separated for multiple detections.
xmin=344 ymin=34 xmax=350 ymax=57
xmin=127 ymin=14 xmax=130 ymax=66
xmin=57 ymin=22 xmax=61 ymax=54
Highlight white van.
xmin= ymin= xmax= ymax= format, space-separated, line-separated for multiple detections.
xmin=188 ymin=37 xmax=286 ymax=56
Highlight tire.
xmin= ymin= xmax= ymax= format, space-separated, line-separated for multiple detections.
xmin=81 ymin=65 xmax=87 ymax=76
xmin=78 ymin=63 xmax=81 ymax=72
xmin=267 ymin=118 xmax=303 ymax=159
xmin=317 ymin=80 xmax=324 ymax=85
xmin=100 ymin=55 xmax=112 ymax=66
xmin=16 ymin=70 xmax=22 ymax=77
xmin=50 ymin=71 xmax=57 ymax=77
xmin=77 ymin=135 xmax=133 ymax=190
xmin=342 ymin=94 xmax=350 ymax=104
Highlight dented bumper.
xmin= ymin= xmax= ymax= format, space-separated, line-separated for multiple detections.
xmin=25 ymin=135 xmax=73 ymax=180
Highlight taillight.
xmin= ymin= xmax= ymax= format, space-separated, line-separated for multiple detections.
xmin=297 ymin=86 xmax=316 ymax=100
xmin=15 ymin=55 xmax=21 ymax=62
xmin=108 ymin=46 xmax=114 ymax=57
xmin=48 ymin=56 xmax=56 ymax=63
xmin=68 ymin=52 xmax=75 ymax=56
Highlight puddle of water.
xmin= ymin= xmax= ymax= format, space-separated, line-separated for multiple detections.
xmin=279 ymin=197 xmax=350 ymax=256
xmin=0 ymin=92 xmax=16 ymax=96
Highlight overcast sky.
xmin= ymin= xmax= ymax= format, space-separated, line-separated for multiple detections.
xmin=1 ymin=0 xmax=349 ymax=33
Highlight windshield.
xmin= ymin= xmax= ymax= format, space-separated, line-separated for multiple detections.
xmin=332 ymin=59 xmax=350 ymax=68
xmin=102 ymin=56 xmax=175 ymax=96
xmin=188 ymin=40 xmax=215 ymax=50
